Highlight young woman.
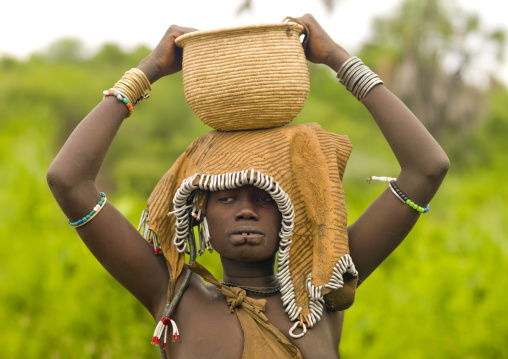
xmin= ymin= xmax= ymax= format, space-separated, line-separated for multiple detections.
xmin=47 ymin=14 xmax=449 ymax=358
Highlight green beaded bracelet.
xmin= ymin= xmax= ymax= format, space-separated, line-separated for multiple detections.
xmin=69 ymin=192 xmax=107 ymax=228
xmin=389 ymin=181 xmax=429 ymax=213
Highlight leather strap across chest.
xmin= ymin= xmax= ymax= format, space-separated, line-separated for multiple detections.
xmin=188 ymin=262 xmax=303 ymax=359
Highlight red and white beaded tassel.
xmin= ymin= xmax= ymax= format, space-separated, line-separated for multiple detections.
xmin=137 ymin=210 xmax=163 ymax=254
xmin=152 ymin=317 xmax=180 ymax=349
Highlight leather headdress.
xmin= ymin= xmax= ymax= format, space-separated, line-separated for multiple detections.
xmin=141 ymin=122 xmax=358 ymax=338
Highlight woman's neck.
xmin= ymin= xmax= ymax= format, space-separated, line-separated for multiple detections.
xmin=220 ymin=256 xmax=279 ymax=288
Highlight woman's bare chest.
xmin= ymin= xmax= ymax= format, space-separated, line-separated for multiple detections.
xmin=164 ymin=285 xmax=244 ymax=358
xmin=162 ymin=284 xmax=343 ymax=358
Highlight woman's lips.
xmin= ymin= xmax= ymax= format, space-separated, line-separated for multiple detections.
xmin=229 ymin=228 xmax=265 ymax=245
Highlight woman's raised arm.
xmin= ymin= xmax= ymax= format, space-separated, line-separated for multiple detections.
xmin=298 ymin=14 xmax=449 ymax=282
xmin=46 ymin=25 xmax=196 ymax=318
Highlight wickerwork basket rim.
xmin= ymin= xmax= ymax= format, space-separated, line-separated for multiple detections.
xmin=175 ymin=22 xmax=305 ymax=48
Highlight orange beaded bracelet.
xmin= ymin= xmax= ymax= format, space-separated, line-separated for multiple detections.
xmin=103 ymin=89 xmax=133 ymax=118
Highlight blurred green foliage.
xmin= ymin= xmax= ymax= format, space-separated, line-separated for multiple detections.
xmin=1 ymin=22 xmax=508 ymax=359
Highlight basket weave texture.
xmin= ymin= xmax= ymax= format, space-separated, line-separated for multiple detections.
xmin=175 ymin=22 xmax=310 ymax=131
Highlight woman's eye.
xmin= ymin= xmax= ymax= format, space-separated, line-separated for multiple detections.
xmin=218 ymin=197 xmax=234 ymax=203
xmin=258 ymin=196 xmax=273 ymax=203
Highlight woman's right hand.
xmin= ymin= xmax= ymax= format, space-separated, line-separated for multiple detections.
xmin=296 ymin=14 xmax=351 ymax=72
xmin=137 ymin=25 xmax=198 ymax=83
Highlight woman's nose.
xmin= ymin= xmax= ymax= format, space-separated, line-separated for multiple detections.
xmin=235 ymin=199 xmax=259 ymax=220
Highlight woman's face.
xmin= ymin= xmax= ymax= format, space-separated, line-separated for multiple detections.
xmin=206 ymin=185 xmax=282 ymax=263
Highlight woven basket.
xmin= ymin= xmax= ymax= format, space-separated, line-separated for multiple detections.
xmin=175 ymin=22 xmax=310 ymax=131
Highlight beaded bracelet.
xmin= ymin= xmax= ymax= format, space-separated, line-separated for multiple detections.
xmin=389 ymin=181 xmax=429 ymax=213
xmin=69 ymin=192 xmax=107 ymax=228
xmin=103 ymin=68 xmax=151 ymax=118
xmin=103 ymin=89 xmax=133 ymax=118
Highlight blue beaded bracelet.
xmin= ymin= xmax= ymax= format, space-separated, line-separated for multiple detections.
xmin=69 ymin=192 xmax=107 ymax=228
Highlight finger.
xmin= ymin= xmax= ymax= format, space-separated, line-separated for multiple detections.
xmin=171 ymin=26 xmax=199 ymax=39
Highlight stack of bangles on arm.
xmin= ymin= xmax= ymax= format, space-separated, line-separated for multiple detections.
xmin=68 ymin=192 xmax=107 ymax=228
xmin=337 ymin=56 xmax=384 ymax=100
xmin=103 ymin=68 xmax=151 ymax=118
